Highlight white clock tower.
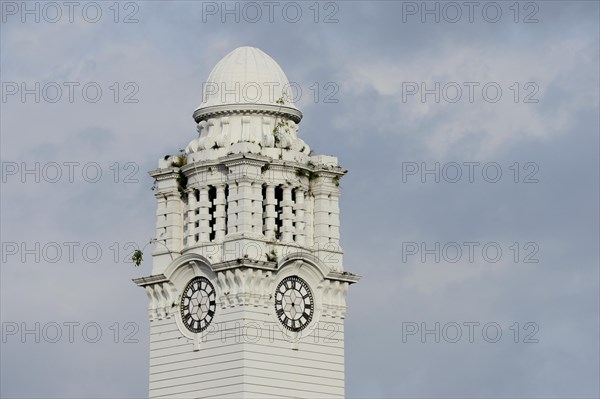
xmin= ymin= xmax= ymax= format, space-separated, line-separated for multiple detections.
xmin=134 ymin=46 xmax=360 ymax=398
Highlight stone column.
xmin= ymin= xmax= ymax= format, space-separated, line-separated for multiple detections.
xmin=198 ymin=187 xmax=211 ymax=243
xmin=252 ymin=182 xmax=263 ymax=235
xmin=153 ymin=195 xmax=167 ymax=255
xmin=214 ymin=184 xmax=227 ymax=241
xmin=295 ymin=189 xmax=306 ymax=246
xmin=312 ymin=190 xmax=331 ymax=246
xmin=329 ymin=192 xmax=340 ymax=246
xmin=305 ymin=193 xmax=314 ymax=247
xmin=226 ymin=183 xmax=238 ymax=235
xmin=236 ymin=180 xmax=253 ymax=234
xmin=164 ymin=193 xmax=183 ymax=252
xmin=186 ymin=188 xmax=198 ymax=247
xmin=264 ymin=185 xmax=276 ymax=240
xmin=281 ymin=186 xmax=294 ymax=242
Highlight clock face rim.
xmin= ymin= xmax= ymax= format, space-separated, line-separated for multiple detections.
xmin=274 ymin=275 xmax=314 ymax=332
xmin=180 ymin=276 xmax=216 ymax=334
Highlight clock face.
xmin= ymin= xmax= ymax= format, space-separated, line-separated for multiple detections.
xmin=180 ymin=277 xmax=216 ymax=333
xmin=274 ymin=276 xmax=314 ymax=332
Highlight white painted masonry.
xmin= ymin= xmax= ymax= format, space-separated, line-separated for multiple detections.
xmin=134 ymin=47 xmax=359 ymax=399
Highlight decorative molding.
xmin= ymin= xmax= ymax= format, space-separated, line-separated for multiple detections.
xmin=193 ymin=103 xmax=303 ymax=124
xmin=321 ymin=279 xmax=349 ymax=319
xmin=135 ymin=278 xmax=178 ymax=322
xmin=216 ymin=267 xmax=274 ymax=309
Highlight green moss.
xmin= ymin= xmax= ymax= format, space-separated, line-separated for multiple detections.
xmin=176 ymin=170 xmax=188 ymax=200
xmin=132 ymin=249 xmax=143 ymax=267
xmin=266 ymin=249 xmax=278 ymax=262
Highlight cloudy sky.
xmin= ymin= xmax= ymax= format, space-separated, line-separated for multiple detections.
xmin=1 ymin=1 xmax=598 ymax=398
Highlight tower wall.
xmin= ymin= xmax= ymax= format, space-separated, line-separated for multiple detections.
xmin=141 ymin=261 xmax=350 ymax=399
xmin=148 ymin=309 xmax=346 ymax=398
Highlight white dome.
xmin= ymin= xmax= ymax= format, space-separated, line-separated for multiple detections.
xmin=193 ymin=47 xmax=301 ymax=123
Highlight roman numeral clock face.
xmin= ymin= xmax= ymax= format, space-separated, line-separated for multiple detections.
xmin=275 ymin=276 xmax=314 ymax=332
xmin=180 ymin=277 xmax=216 ymax=333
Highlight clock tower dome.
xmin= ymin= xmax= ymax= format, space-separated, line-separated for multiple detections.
xmin=134 ymin=47 xmax=360 ymax=398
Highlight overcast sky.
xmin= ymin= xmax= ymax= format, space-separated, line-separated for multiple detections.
xmin=1 ymin=1 xmax=599 ymax=398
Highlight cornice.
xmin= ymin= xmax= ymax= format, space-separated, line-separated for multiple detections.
xmin=132 ymin=274 xmax=168 ymax=287
xmin=193 ymin=103 xmax=303 ymax=124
